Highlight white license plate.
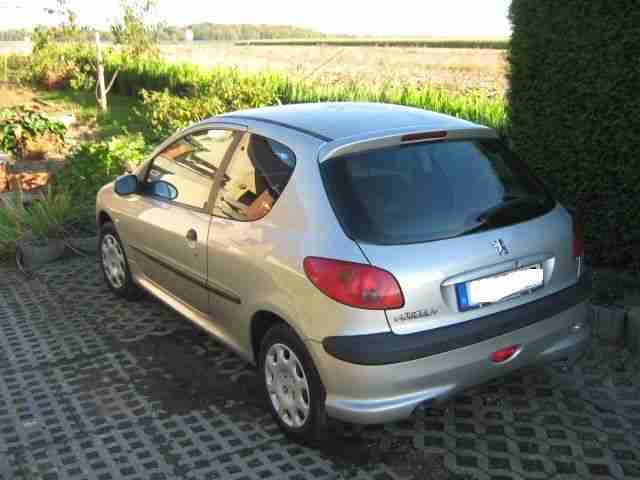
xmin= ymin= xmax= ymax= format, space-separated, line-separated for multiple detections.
xmin=466 ymin=264 xmax=544 ymax=306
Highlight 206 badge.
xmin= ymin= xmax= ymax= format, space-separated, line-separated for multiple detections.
xmin=394 ymin=308 xmax=439 ymax=323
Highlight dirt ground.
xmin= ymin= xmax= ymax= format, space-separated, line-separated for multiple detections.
xmin=0 ymin=82 xmax=38 ymax=107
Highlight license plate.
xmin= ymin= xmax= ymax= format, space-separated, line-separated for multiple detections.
xmin=456 ymin=264 xmax=543 ymax=310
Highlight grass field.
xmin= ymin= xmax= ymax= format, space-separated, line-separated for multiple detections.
xmin=235 ymin=37 xmax=509 ymax=49
xmin=160 ymin=42 xmax=508 ymax=97
xmin=0 ymin=39 xmax=509 ymax=97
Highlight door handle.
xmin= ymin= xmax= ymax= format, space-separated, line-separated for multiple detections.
xmin=186 ymin=228 xmax=198 ymax=243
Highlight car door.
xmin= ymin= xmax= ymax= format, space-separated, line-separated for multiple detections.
xmin=123 ymin=126 xmax=243 ymax=314
xmin=206 ymin=133 xmax=298 ymax=345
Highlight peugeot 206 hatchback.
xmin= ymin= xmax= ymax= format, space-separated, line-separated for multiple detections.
xmin=97 ymin=103 xmax=591 ymax=442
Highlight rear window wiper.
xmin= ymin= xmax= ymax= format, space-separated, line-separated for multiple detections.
xmin=476 ymin=195 xmax=543 ymax=223
xmin=459 ymin=196 xmax=545 ymax=236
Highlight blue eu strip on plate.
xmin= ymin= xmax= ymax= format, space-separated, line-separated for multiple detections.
xmin=456 ymin=283 xmax=476 ymax=312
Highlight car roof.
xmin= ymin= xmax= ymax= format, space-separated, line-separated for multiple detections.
xmin=216 ymin=102 xmax=486 ymax=142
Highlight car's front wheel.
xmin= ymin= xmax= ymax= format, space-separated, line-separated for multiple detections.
xmin=99 ymin=222 xmax=142 ymax=300
xmin=260 ymin=323 xmax=328 ymax=444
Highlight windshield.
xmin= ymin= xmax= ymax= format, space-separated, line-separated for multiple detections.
xmin=321 ymin=139 xmax=555 ymax=245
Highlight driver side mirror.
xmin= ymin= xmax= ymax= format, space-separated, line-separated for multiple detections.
xmin=114 ymin=174 xmax=139 ymax=196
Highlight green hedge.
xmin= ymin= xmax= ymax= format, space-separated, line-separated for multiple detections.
xmin=508 ymin=0 xmax=640 ymax=269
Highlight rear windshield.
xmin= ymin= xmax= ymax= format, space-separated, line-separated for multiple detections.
xmin=321 ymin=139 xmax=555 ymax=245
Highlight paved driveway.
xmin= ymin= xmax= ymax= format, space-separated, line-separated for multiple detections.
xmin=1 ymin=257 xmax=639 ymax=480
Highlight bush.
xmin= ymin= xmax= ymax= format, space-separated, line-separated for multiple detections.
xmin=23 ymin=188 xmax=78 ymax=241
xmin=276 ymin=79 xmax=508 ymax=134
xmin=508 ymin=1 xmax=640 ymax=269
xmin=202 ymin=69 xmax=281 ymax=112
xmin=0 ymin=192 xmax=24 ymax=260
xmin=56 ymin=133 xmax=148 ymax=200
xmin=0 ymin=107 xmax=67 ymax=158
xmin=0 ymin=189 xmax=81 ymax=261
xmin=26 ymin=43 xmax=96 ymax=90
xmin=105 ymin=54 xmax=213 ymax=97
xmin=135 ymin=89 xmax=224 ymax=140
xmin=0 ymin=53 xmax=32 ymax=83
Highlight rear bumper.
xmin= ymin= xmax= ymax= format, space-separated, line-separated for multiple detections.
xmin=323 ymin=271 xmax=591 ymax=365
xmin=307 ymin=275 xmax=591 ymax=425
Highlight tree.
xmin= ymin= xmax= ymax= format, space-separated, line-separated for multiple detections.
xmin=32 ymin=0 xmax=81 ymax=52
xmin=96 ymin=1 xmax=160 ymax=111
xmin=111 ymin=0 xmax=161 ymax=59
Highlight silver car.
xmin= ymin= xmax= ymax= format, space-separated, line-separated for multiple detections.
xmin=96 ymin=102 xmax=591 ymax=443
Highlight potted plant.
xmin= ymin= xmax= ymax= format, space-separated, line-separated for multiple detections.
xmin=64 ymin=206 xmax=99 ymax=253
xmin=8 ymin=188 xmax=74 ymax=270
xmin=0 ymin=193 xmax=24 ymax=262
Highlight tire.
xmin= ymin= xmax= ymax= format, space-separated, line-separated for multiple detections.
xmin=99 ymin=222 xmax=142 ymax=300
xmin=259 ymin=323 xmax=328 ymax=444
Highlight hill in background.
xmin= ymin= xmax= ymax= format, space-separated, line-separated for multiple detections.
xmin=0 ymin=23 xmax=331 ymax=43
xmin=187 ymin=23 xmax=329 ymax=41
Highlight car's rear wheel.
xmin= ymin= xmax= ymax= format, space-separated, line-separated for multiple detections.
xmin=100 ymin=222 xmax=142 ymax=300
xmin=260 ymin=323 xmax=327 ymax=444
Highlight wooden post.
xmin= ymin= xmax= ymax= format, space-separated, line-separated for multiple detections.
xmin=95 ymin=32 xmax=107 ymax=112
xmin=0 ymin=157 xmax=9 ymax=193
xmin=3 ymin=55 xmax=7 ymax=83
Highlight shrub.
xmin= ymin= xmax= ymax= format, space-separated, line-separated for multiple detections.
xmin=508 ymin=0 xmax=640 ymax=269
xmin=25 ymin=188 xmax=78 ymax=241
xmin=105 ymin=54 xmax=213 ymax=97
xmin=201 ymin=68 xmax=281 ymax=112
xmin=0 ymin=107 xmax=67 ymax=158
xmin=0 ymin=192 xmax=25 ymax=260
xmin=0 ymin=53 xmax=31 ymax=83
xmin=276 ymin=80 xmax=508 ymax=134
xmin=0 ymin=188 xmax=81 ymax=261
xmin=56 ymin=132 xmax=148 ymax=200
xmin=135 ymin=89 xmax=224 ymax=140
xmin=21 ymin=42 xmax=96 ymax=90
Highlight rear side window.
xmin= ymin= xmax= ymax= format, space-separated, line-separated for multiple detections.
xmin=213 ymin=134 xmax=296 ymax=221
xmin=321 ymin=139 xmax=554 ymax=245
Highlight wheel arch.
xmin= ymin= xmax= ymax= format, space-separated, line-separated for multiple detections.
xmin=250 ymin=310 xmax=286 ymax=364
xmin=98 ymin=211 xmax=113 ymax=228
xmin=250 ymin=308 xmax=310 ymax=365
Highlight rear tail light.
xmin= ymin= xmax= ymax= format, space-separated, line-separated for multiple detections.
xmin=303 ymin=257 xmax=404 ymax=310
xmin=490 ymin=345 xmax=520 ymax=363
xmin=572 ymin=217 xmax=585 ymax=258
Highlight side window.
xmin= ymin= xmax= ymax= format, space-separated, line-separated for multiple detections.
xmin=144 ymin=129 xmax=237 ymax=210
xmin=213 ymin=134 xmax=296 ymax=221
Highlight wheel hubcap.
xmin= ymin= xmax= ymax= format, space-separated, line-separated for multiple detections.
xmin=101 ymin=234 xmax=126 ymax=289
xmin=265 ymin=343 xmax=311 ymax=428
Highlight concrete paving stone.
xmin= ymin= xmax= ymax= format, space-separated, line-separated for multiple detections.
xmin=1 ymin=256 xmax=640 ymax=480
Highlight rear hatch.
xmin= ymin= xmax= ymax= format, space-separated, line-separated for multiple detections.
xmin=321 ymin=133 xmax=581 ymax=335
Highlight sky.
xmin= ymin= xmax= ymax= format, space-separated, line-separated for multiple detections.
xmin=1 ymin=0 xmax=512 ymax=37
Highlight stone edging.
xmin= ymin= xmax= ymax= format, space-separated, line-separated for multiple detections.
xmin=0 ymin=152 xmax=63 ymax=193
xmin=15 ymin=236 xmax=98 ymax=272
xmin=591 ymin=304 xmax=640 ymax=354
